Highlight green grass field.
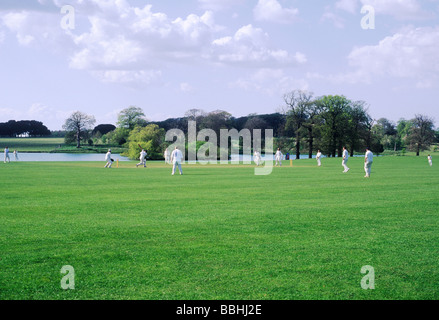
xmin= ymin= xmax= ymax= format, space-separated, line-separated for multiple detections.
xmin=0 ymin=137 xmax=65 ymax=152
xmin=0 ymin=156 xmax=438 ymax=300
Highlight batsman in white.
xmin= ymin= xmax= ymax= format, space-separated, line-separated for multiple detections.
xmin=4 ymin=146 xmax=10 ymax=163
xmin=136 ymin=149 xmax=147 ymax=168
xmin=104 ymin=149 xmax=113 ymax=168
xmin=171 ymin=146 xmax=183 ymax=175
xmin=364 ymin=148 xmax=374 ymax=178
xmin=275 ymin=148 xmax=283 ymax=167
xmin=316 ymin=150 xmax=322 ymax=167
xmin=342 ymin=146 xmax=350 ymax=173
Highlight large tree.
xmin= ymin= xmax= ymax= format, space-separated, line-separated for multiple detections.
xmin=316 ymin=95 xmax=351 ymax=157
xmin=346 ymin=102 xmax=371 ymax=156
xmin=408 ymin=114 xmax=436 ymax=156
xmin=117 ymin=106 xmax=148 ymax=130
xmin=284 ymin=90 xmax=314 ymax=159
xmin=63 ymin=111 xmax=96 ymax=148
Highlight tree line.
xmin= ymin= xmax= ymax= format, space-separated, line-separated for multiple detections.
xmin=6 ymin=90 xmax=436 ymax=160
xmin=0 ymin=120 xmax=51 ymax=137
xmin=62 ymin=91 xmax=437 ymax=160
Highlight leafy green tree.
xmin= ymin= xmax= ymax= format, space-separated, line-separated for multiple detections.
xmin=107 ymin=127 xmax=130 ymax=146
xmin=408 ymin=114 xmax=436 ymax=156
xmin=117 ymin=106 xmax=148 ymax=130
xmin=345 ymin=101 xmax=370 ymax=156
xmin=126 ymin=124 xmax=165 ymax=160
xmin=396 ymin=119 xmax=412 ymax=150
xmin=316 ymin=95 xmax=351 ymax=157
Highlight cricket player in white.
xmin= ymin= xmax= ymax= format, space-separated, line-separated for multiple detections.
xmin=316 ymin=150 xmax=322 ymax=167
xmin=171 ymin=146 xmax=183 ymax=175
xmin=275 ymin=148 xmax=283 ymax=166
xmin=4 ymin=147 xmax=10 ymax=163
xmin=104 ymin=149 xmax=113 ymax=168
xmin=342 ymin=147 xmax=350 ymax=173
xmin=136 ymin=149 xmax=147 ymax=168
xmin=164 ymin=148 xmax=170 ymax=164
xmin=428 ymin=155 xmax=432 ymax=167
xmin=13 ymin=150 xmax=18 ymax=161
xmin=364 ymin=148 xmax=373 ymax=178
xmin=254 ymin=150 xmax=261 ymax=166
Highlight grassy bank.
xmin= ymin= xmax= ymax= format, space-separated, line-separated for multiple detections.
xmin=0 ymin=137 xmax=126 ymax=154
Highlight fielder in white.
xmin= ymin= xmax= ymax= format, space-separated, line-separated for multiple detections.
xmin=104 ymin=149 xmax=113 ymax=168
xmin=316 ymin=150 xmax=322 ymax=167
xmin=275 ymin=148 xmax=283 ymax=167
xmin=164 ymin=148 xmax=170 ymax=164
xmin=4 ymin=147 xmax=10 ymax=163
xmin=13 ymin=150 xmax=19 ymax=161
xmin=342 ymin=147 xmax=350 ymax=173
xmin=254 ymin=150 xmax=262 ymax=166
xmin=171 ymin=146 xmax=183 ymax=175
xmin=428 ymin=155 xmax=432 ymax=167
xmin=136 ymin=149 xmax=147 ymax=168
xmin=364 ymin=148 xmax=374 ymax=178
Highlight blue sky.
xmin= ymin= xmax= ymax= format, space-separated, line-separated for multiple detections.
xmin=1 ymin=0 xmax=438 ymax=130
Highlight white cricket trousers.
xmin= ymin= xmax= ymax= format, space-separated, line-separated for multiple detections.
xmin=342 ymin=159 xmax=349 ymax=172
xmin=364 ymin=161 xmax=373 ymax=177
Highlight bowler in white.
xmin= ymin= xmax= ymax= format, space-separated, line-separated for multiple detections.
xmin=275 ymin=148 xmax=283 ymax=167
xmin=171 ymin=146 xmax=183 ymax=175
xmin=364 ymin=148 xmax=374 ymax=178
xmin=342 ymin=147 xmax=350 ymax=173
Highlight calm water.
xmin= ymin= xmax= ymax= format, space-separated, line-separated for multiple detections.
xmin=6 ymin=153 xmax=129 ymax=162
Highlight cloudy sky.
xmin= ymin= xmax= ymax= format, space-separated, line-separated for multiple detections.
xmin=0 ymin=0 xmax=438 ymax=130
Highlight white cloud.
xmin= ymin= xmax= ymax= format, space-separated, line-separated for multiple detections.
xmin=332 ymin=26 xmax=439 ymax=86
xmin=231 ymin=68 xmax=309 ymax=95
xmin=253 ymin=0 xmax=299 ymax=24
xmin=335 ymin=0 xmax=358 ymax=14
xmin=0 ymin=103 xmax=71 ymax=128
xmin=321 ymin=11 xmax=345 ymax=29
xmin=198 ymin=0 xmax=245 ymax=11
xmin=211 ymin=24 xmax=305 ymax=66
xmin=180 ymin=82 xmax=193 ymax=93
xmin=1 ymin=1 xmax=305 ymax=87
xmin=334 ymin=0 xmax=432 ymax=20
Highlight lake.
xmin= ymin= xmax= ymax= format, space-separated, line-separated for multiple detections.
xmin=8 ymin=153 xmax=129 ymax=162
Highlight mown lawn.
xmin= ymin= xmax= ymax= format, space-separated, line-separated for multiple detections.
xmin=0 ymin=156 xmax=437 ymax=300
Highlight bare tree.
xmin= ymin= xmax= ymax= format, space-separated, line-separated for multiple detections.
xmin=63 ymin=111 xmax=96 ymax=148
